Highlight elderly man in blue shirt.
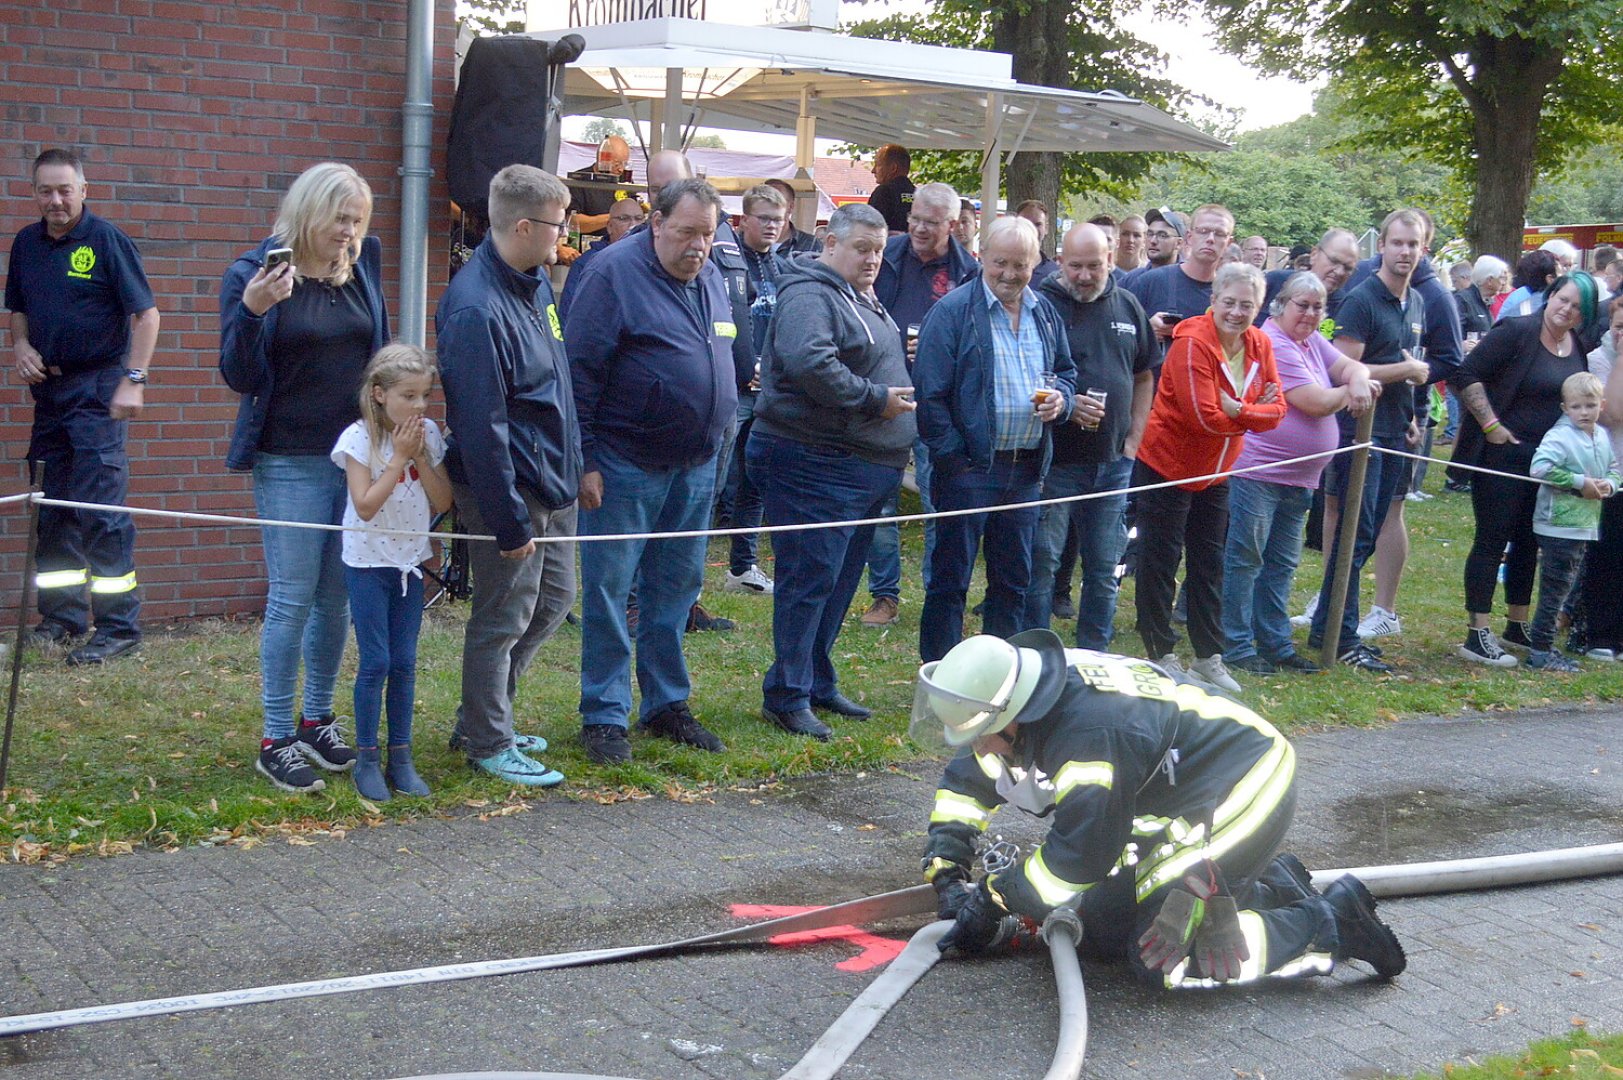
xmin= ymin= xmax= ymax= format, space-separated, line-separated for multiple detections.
xmin=914 ymin=215 xmax=1075 ymax=662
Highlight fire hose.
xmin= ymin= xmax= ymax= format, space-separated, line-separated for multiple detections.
xmin=4 ymin=843 xmax=1622 ymax=1079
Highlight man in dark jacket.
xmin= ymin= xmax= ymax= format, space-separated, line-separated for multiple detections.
xmin=912 ymin=628 xmax=1407 ymax=986
xmin=1025 ymin=224 xmax=1158 ymax=648
xmin=437 ymin=164 xmax=580 ymax=786
xmin=860 ymin=181 xmax=980 ymax=629
xmin=749 ymin=203 xmax=917 ymax=740
xmin=564 ymin=178 xmax=738 ymax=765
xmin=914 ymin=216 xmax=1075 ymax=662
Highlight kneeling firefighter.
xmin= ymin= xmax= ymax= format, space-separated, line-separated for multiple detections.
xmin=911 ymin=628 xmax=1406 ymax=985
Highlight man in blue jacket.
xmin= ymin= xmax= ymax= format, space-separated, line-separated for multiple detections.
xmin=860 ymin=181 xmax=979 ymax=628
xmin=565 ymin=178 xmax=737 ymax=765
xmin=914 ymin=216 xmax=1075 ymax=662
xmin=437 ymin=165 xmax=580 ymax=787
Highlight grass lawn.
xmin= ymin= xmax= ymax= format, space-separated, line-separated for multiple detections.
xmin=4 ymin=447 xmax=1623 ymax=859
xmin=1403 ymin=1030 xmax=1623 ymax=1078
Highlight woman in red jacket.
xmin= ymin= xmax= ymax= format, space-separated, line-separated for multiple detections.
xmin=1134 ymin=262 xmax=1286 ymax=691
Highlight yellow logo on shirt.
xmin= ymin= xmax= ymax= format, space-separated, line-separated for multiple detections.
xmin=68 ymin=245 xmax=95 ymax=279
xmin=547 ymin=304 xmax=563 ymax=341
xmin=714 ymin=321 xmax=737 ymax=338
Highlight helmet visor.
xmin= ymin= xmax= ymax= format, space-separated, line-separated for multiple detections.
xmin=908 ymin=657 xmax=1019 ymax=751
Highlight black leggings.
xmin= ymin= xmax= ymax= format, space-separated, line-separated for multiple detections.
xmin=1464 ymin=442 xmax=1538 ymax=614
xmin=1582 ymin=495 xmax=1623 ymax=649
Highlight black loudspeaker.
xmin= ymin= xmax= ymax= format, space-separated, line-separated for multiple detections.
xmin=447 ymin=34 xmax=584 ymax=215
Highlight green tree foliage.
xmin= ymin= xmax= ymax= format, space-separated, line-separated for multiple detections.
xmin=1527 ymin=140 xmax=1623 ymax=226
xmin=1139 ymin=149 xmax=1369 ymax=247
xmin=1200 ymin=0 xmax=1623 ymax=258
xmin=579 ymin=117 xmax=629 ymax=145
xmin=846 ymin=2 xmax=1227 ymax=212
xmin=457 ymin=0 xmax=525 ymax=35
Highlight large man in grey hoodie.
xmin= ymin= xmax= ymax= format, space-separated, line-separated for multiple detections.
xmin=747 ymin=203 xmax=918 ymax=740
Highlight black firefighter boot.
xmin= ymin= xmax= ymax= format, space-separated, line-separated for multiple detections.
xmin=1242 ymin=853 xmax=1319 ymax=910
xmin=1323 ymin=874 xmax=1407 ymax=978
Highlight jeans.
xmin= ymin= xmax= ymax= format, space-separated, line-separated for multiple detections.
xmin=1025 ymin=457 xmax=1132 ymax=649
xmin=748 ymin=431 xmax=898 ymax=711
xmin=1530 ymin=535 xmax=1587 ymax=651
xmin=253 ymin=453 xmax=349 ymax=739
xmin=1132 ymin=461 xmax=1229 ymax=660
xmin=1221 ymin=477 xmax=1313 ymax=663
xmin=29 ymin=366 xmax=140 ymax=637
xmin=1443 ymin=389 xmax=1460 ymax=440
xmin=920 ymin=453 xmax=1042 ymax=662
xmin=453 ymin=486 xmax=578 ymax=760
xmin=866 ymin=437 xmax=934 ymax=600
xmin=726 ymin=398 xmax=766 ymax=575
xmin=1310 ymin=434 xmax=1406 ymax=649
xmin=580 ymin=443 xmax=716 ymax=728
xmin=346 ymin=565 xmax=424 ymax=749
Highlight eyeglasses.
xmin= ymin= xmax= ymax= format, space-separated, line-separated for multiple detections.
xmin=749 ymin=214 xmax=787 ymax=227
xmin=909 ymin=216 xmax=951 ymax=229
xmin=521 ymin=216 xmax=567 ymax=231
xmin=1191 ymin=226 xmax=1231 ymax=240
xmin=1147 ymin=229 xmax=1177 ymax=241
xmin=1288 ymin=298 xmax=1326 ymax=315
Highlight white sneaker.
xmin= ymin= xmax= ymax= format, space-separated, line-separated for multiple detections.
xmin=1290 ymin=592 xmax=1319 ymax=628
xmin=1357 ymin=606 xmax=1402 ymax=640
xmin=1189 ymin=654 xmax=1242 ymax=693
xmin=723 ymin=565 xmax=774 ymax=595
xmin=1155 ymin=652 xmax=1188 ymax=679
xmin=1585 ymin=647 xmax=1616 ymax=662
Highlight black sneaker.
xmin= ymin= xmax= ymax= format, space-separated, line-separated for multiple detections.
xmin=686 ymin=602 xmax=734 ymax=632
xmin=1457 ymin=626 xmax=1517 ymax=667
xmin=1338 ymin=643 xmax=1392 ymax=673
xmin=1324 ymin=874 xmax=1406 ymax=978
xmin=1228 ymin=655 xmax=1278 ymax=675
xmin=1272 ymin=653 xmax=1323 ymax=674
xmin=1500 ymin=620 xmax=1533 ymax=651
xmin=580 ymin=723 xmax=633 ymax=764
xmin=1443 ymin=479 xmax=1472 ymax=494
xmin=640 ymin=702 xmax=725 ymax=752
xmin=1050 ymin=594 xmax=1076 ymax=620
xmin=257 ymin=736 xmax=326 ymax=793
xmin=295 ymin=715 xmax=357 ymax=771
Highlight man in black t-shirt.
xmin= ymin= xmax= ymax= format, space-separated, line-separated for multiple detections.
xmin=1306 ymin=209 xmax=1430 ymax=672
xmin=867 ymin=144 xmax=915 ymax=235
xmin=5 ymin=148 xmax=157 ymax=665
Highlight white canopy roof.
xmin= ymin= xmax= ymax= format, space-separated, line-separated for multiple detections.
xmin=532 ymin=18 xmax=1228 ymax=156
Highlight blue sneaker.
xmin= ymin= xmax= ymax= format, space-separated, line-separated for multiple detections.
xmin=470 ymin=747 xmax=565 ymax=787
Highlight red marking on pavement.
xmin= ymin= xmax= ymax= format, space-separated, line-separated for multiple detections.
xmin=729 ymin=904 xmax=910 ymax=972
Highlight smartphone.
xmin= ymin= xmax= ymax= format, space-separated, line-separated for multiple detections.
xmin=1158 ymin=312 xmax=1188 ymax=326
xmin=264 ymin=247 xmax=293 ymax=274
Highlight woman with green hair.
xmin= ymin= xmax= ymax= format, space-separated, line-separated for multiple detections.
xmin=1449 ymin=270 xmax=1601 ymax=666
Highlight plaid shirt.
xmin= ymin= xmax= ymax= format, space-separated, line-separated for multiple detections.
xmin=984 ymin=281 xmax=1046 ymax=450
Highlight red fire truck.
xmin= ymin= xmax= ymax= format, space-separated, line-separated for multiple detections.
xmin=1523 ymin=222 xmax=1623 ymax=267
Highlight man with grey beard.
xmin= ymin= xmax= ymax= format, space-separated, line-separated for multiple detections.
xmin=1024 ymin=223 xmax=1158 ymax=647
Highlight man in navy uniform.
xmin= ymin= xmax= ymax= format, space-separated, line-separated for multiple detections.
xmin=5 ymin=148 xmax=157 ymax=665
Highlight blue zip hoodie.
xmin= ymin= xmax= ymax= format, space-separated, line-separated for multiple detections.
xmin=436 ymin=236 xmax=582 ymax=551
xmin=563 ymin=226 xmax=738 ymax=472
xmin=914 ymin=278 xmax=1076 ymax=476
xmin=218 ymin=235 xmax=388 ymax=472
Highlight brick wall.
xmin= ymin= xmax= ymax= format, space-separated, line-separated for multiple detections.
xmin=0 ymin=0 xmax=458 ymax=622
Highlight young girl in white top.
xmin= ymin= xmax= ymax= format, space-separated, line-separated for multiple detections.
xmin=331 ymin=344 xmax=453 ymax=800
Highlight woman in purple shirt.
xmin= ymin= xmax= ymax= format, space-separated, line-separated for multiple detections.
xmin=1221 ymin=273 xmax=1376 ymax=674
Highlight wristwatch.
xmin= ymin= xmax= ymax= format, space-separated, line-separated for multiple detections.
xmin=125 ymin=369 xmax=147 ymax=385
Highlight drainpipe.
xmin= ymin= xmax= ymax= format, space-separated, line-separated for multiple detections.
xmin=398 ymin=0 xmax=435 ymax=347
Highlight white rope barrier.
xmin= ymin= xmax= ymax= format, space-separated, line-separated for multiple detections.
xmin=0 ymin=440 xmax=1569 ymax=551
xmin=8 ymin=445 xmax=1366 ymax=547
